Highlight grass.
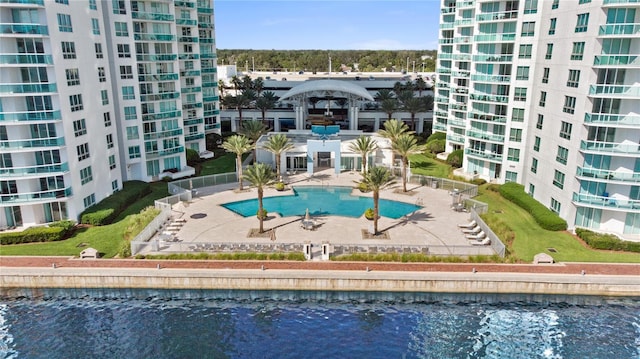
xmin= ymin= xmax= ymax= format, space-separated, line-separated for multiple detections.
xmin=408 ymin=153 xmax=451 ymax=178
xmin=475 ymin=186 xmax=640 ymax=263
xmin=199 ymin=152 xmax=249 ymax=176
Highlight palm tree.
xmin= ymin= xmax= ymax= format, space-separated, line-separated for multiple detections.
xmin=361 ymin=166 xmax=395 ymax=235
xmin=262 ymin=133 xmax=294 ymax=179
xmin=231 ymin=75 xmax=241 ymax=95
xmin=233 ymin=94 xmax=252 ymax=128
xmin=241 ymin=75 xmax=253 ymax=91
xmin=221 ymin=135 xmax=254 ymax=191
xmin=253 ymin=77 xmax=265 ymax=96
xmin=392 ymin=133 xmax=425 ymax=192
xmin=244 ymin=163 xmax=276 ymax=233
xmin=414 ymin=77 xmax=427 ymax=97
xmin=374 ymin=89 xmax=395 ymax=102
xmin=240 ymin=120 xmax=267 ymax=163
xmin=218 ymin=80 xmax=226 ymax=97
xmin=348 ymin=135 xmax=378 ymax=173
xmin=402 ymin=96 xmax=427 ymax=131
xmin=378 ymin=119 xmax=412 ymax=168
xmin=255 ymin=91 xmax=278 ymax=127
xmin=380 ymin=98 xmax=398 ymax=122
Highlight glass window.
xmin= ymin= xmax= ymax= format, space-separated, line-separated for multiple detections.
xmin=128 ymin=146 xmax=141 ymax=159
xmin=539 ymin=91 xmax=547 ymax=107
xmin=112 ymin=180 xmax=119 ymax=192
xmin=509 ymin=128 xmax=522 ymax=142
xmin=507 ymin=148 xmax=520 ymax=162
xmin=516 ymin=66 xmax=529 ymax=80
xmin=122 ymin=86 xmax=135 ymax=100
xmin=69 ymin=94 xmax=83 ymax=112
xmin=542 ymin=68 xmax=550 ymax=84
xmin=524 ymin=0 xmax=538 ymax=14
xmin=114 ymin=22 xmax=128 ymax=36
xmin=106 ymin=134 xmax=114 ymax=149
xmin=567 ymin=70 xmax=580 ymax=88
xmin=126 ymin=126 xmax=139 ymax=140
xmin=519 ymin=44 xmax=533 ymax=59
xmin=73 ymin=119 xmax=86 ymax=137
xmin=529 ymin=184 xmax=535 ymax=196
xmin=89 ymin=0 xmax=97 ymax=10
xmin=109 ymin=154 xmax=116 ymax=170
xmin=536 ymin=115 xmax=543 ymax=130
xmin=531 ymin=158 xmax=538 ymax=173
xmin=505 ymin=171 xmax=518 ymax=182
xmin=571 ymin=42 xmax=585 ymax=60
xmin=553 ymin=170 xmax=565 ymax=189
xmin=98 ymin=67 xmax=106 ymax=82
xmin=511 ymin=108 xmax=524 ymax=122
xmin=514 ymin=88 xmax=527 ymax=101
xmin=103 ymin=112 xmax=112 ymax=127
xmin=579 ymin=0 xmax=591 ymax=3
xmin=521 ymin=22 xmax=535 ymax=37
xmin=575 ymin=13 xmax=589 ymax=33
xmin=77 ymin=143 xmax=90 ymax=161
xmin=556 ymin=146 xmax=569 ymax=165
xmin=560 ymin=121 xmax=573 ymax=139
xmin=563 ymin=96 xmax=576 ymax=114
xmin=65 ymin=68 xmax=79 ymax=86
xmin=94 ymin=43 xmax=103 ymax=59
xmin=552 ymin=0 xmax=559 ymax=9
xmin=120 ymin=65 xmax=133 ymax=79
xmin=112 ymin=0 xmax=126 ymax=14
xmin=91 ymin=18 xmax=100 ymax=35
xmin=117 ymin=44 xmax=130 ymax=58
xmin=61 ymin=41 xmax=76 ymax=59
xmin=57 ymin=13 xmax=73 ymax=32
xmin=83 ymin=193 xmax=96 ymax=208
xmin=533 ymin=136 xmax=541 ymax=151
xmin=124 ymin=106 xmax=137 ymax=120
xmin=549 ymin=18 xmax=557 ymax=35
xmin=101 ymin=90 xmax=108 ymax=105
xmin=550 ymin=198 xmax=561 ymax=213
xmin=545 ymin=43 xmax=553 ymax=60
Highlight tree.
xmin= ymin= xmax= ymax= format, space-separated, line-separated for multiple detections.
xmin=380 ymin=98 xmax=398 ymax=122
xmin=233 ymin=94 xmax=252 ymax=128
xmin=262 ymin=133 xmax=294 ymax=179
xmin=360 ymin=166 xmax=395 ymax=235
xmin=374 ymin=89 xmax=395 ymax=102
xmin=231 ymin=75 xmax=241 ymax=95
xmin=221 ymin=135 xmax=254 ymax=191
xmin=240 ymin=120 xmax=267 ymax=163
xmin=243 ymin=163 xmax=276 ymax=233
xmin=255 ymin=91 xmax=278 ymax=127
xmin=253 ymin=77 xmax=265 ymax=96
xmin=392 ymin=133 xmax=425 ymax=192
xmin=242 ymin=75 xmax=253 ymax=91
xmin=348 ymin=135 xmax=378 ymax=173
xmin=414 ymin=77 xmax=427 ymax=97
xmin=378 ymin=119 xmax=412 ymax=168
xmin=218 ymin=80 xmax=226 ymax=97
xmin=403 ymin=96 xmax=427 ymax=131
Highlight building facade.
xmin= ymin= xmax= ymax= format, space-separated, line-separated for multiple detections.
xmin=435 ymin=0 xmax=639 ymax=238
xmin=0 ymin=0 xmax=219 ymax=227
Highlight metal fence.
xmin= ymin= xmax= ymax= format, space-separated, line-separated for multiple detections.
xmin=469 ymin=209 xmax=506 ymax=257
xmin=408 ymin=174 xmax=478 ymax=197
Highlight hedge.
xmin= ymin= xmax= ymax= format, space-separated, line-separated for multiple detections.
xmin=575 ymin=228 xmax=640 ymax=253
xmin=0 ymin=220 xmax=75 ymax=245
xmin=426 ymin=132 xmax=446 ymax=143
xmin=446 ymin=149 xmax=463 ymax=168
xmin=80 ymin=181 xmax=151 ymax=225
xmin=499 ymin=182 xmax=567 ymax=231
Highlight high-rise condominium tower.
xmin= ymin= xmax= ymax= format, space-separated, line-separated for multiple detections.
xmin=435 ymin=0 xmax=639 ymax=238
xmin=0 ymin=0 xmax=219 ymax=227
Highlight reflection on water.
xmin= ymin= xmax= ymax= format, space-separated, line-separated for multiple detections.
xmin=0 ymin=290 xmax=638 ymax=359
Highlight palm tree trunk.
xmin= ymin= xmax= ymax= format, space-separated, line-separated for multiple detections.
xmin=362 ymin=155 xmax=367 ymax=173
xmin=411 ymin=114 xmax=416 ymax=131
xmin=258 ymin=189 xmax=264 ymax=233
xmin=373 ymin=191 xmax=379 ymax=234
xmin=275 ymin=155 xmax=281 ymax=179
xmin=237 ymin=155 xmax=243 ymax=190
xmin=402 ymin=158 xmax=408 ymax=192
xmin=238 ymin=107 xmax=243 ymax=129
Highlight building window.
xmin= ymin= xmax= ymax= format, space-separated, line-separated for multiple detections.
xmin=101 ymin=90 xmax=109 ymax=105
xmin=126 ymin=126 xmax=139 ymax=140
xmin=563 ymin=96 xmax=576 ymax=114
xmin=516 ymin=66 xmax=529 ymax=80
xmin=567 ymin=70 xmax=580 ymax=88
xmin=73 ymin=119 xmax=86 ymax=137
xmin=57 ymin=13 xmax=73 ymax=32
xmin=538 ymin=91 xmax=546 ymax=107
xmin=61 ymin=41 xmax=76 ymax=59
xmin=98 ymin=67 xmax=106 ymax=82
xmin=106 ymin=134 xmax=114 ymax=149
xmin=521 ymin=22 xmax=535 ymax=37
xmin=549 ymin=18 xmax=557 ymax=35
xmin=579 ymin=0 xmax=591 ymax=3
xmin=533 ymin=136 xmax=541 ymax=151
xmin=531 ymin=158 xmax=538 ymax=173
xmin=545 ymin=43 xmax=553 ymax=60
xmin=120 ymin=65 xmax=133 ymax=79
xmin=507 ymin=148 xmax=520 ymax=162
xmin=542 ymin=68 xmax=550 ymax=84
xmin=556 ymin=146 xmax=569 ymax=165
xmin=560 ymin=121 xmax=573 ymax=139
xmin=112 ymin=180 xmax=119 ymax=192
xmin=552 ymin=0 xmax=559 ymax=9
xmin=512 ymin=108 xmax=524 ymax=122
xmin=509 ymin=128 xmax=522 ymax=142
xmin=147 ymin=160 xmax=160 ymax=176
xmin=91 ymin=18 xmax=100 ymax=35
xmin=553 ymin=170 xmax=565 ymax=189
xmin=523 ymin=0 xmax=538 ymax=14
xmin=114 ymin=22 xmax=128 ymax=36
xmin=124 ymin=106 xmax=137 ymax=120
xmin=505 ymin=171 xmax=518 ymax=183
xmin=529 ymin=184 xmax=535 ymax=196
xmin=518 ymin=44 xmax=533 ymax=59
xmin=550 ymin=198 xmax=561 ymax=213
xmin=514 ymin=87 xmax=527 ymax=102
xmin=575 ymin=13 xmax=589 ymax=33
xmin=89 ymin=0 xmax=97 ymax=10
xmin=103 ymin=112 xmax=112 ymax=127
xmin=94 ymin=43 xmax=103 ymax=59
xmin=183 ymin=44 xmax=193 ymax=53
xmin=55 ymin=0 xmax=69 ymax=4
xmin=128 ymin=146 xmax=141 ymax=159
xmin=122 ymin=86 xmax=135 ymax=100
xmin=536 ymin=115 xmax=544 ymax=130
xmin=117 ymin=44 xmax=131 ymax=58
xmin=571 ymin=42 xmax=585 ymax=60
xmin=109 ymin=154 xmax=116 ymax=170
xmin=112 ymin=0 xmax=126 ymax=14
xmin=77 ymin=143 xmax=90 ymax=161
xmin=69 ymin=94 xmax=83 ymax=112
xmin=83 ymin=193 xmax=96 ymax=208
xmin=65 ymin=68 xmax=79 ymax=86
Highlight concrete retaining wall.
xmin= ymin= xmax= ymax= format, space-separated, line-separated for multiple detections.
xmin=1 ymin=268 xmax=638 ymax=297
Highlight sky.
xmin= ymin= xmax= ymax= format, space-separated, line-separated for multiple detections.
xmin=214 ymin=0 xmax=441 ymax=50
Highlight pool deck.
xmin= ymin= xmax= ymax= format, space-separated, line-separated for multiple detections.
xmin=149 ymin=168 xmax=494 ymax=257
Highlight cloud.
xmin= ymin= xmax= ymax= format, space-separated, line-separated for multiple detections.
xmin=349 ymin=39 xmax=430 ymax=50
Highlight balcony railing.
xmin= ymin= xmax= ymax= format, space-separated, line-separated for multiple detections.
xmin=133 ymin=33 xmax=176 ymax=41
xmin=572 ymin=192 xmax=640 ymax=210
xmin=176 ymin=18 xmax=198 ymax=26
xmin=593 ymin=54 xmax=640 ymax=67
xmin=140 ymin=92 xmax=180 ymax=102
xmin=0 ymin=83 xmax=57 ymax=94
xmin=0 ymin=187 xmax=72 ymax=204
xmin=0 ymin=54 xmax=53 ymax=65
xmin=467 ymin=130 xmax=505 ymax=142
xmin=185 ymin=133 xmax=205 ymax=141
xmin=577 ymin=167 xmax=640 ymax=183
xmin=584 ymin=113 xmax=640 ymax=127
xmin=433 ymin=123 xmax=447 ymax=132
xmin=476 ymin=11 xmax=518 ymax=22
xmin=131 ymin=11 xmax=174 ymax=21
xmin=0 ymin=110 xmax=60 ymax=122
xmin=143 ymin=128 xmax=183 ymax=141
xmin=0 ymin=162 xmax=69 ymax=177
xmin=589 ymin=84 xmax=640 ymax=98
xmin=146 ymin=146 xmax=185 ymax=158
xmin=136 ymin=54 xmax=177 ymax=62
xmin=471 ymin=74 xmax=510 ymax=83
xmin=474 ymin=33 xmax=516 ymax=42
xmin=447 ymin=134 xmax=465 ymax=143
xmin=598 ymin=23 xmax=640 ymax=36
xmin=0 ymin=0 xmax=44 ymax=4
xmin=448 ymin=118 xmax=466 ymax=128
xmin=603 ymin=0 xmax=639 ymax=4
xmin=469 ymin=93 xmax=509 ymax=103
xmin=138 ymin=73 xmax=179 ymax=82
xmin=0 ymin=136 xmax=65 ymax=150
xmin=142 ymin=110 xmax=181 ymax=122
xmin=185 ymin=118 xmax=204 ymax=126
xmin=468 ymin=111 xmax=507 ymax=123
xmin=473 ymin=54 xmax=513 ymax=62
xmin=464 ymin=148 xmax=503 ymax=162
xmin=580 ymin=140 xmax=640 ymax=155
xmin=0 ymin=23 xmax=48 ymax=35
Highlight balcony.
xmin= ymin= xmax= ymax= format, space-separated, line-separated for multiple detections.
xmin=0 ymin=83 xmax=56 ymax=94
xmin=598 ymin=23 xmax=640 ymax=36
xmin=476 ymin=11 xmax=518 ymax=22
xmin=472 ymin=54 xmax=513 ymax=62
xmin=0 ymin=110 xmax=60 ymax=123
xmin=464 ymin=148 xmax=503 ymax=162
xmin=180 ymin=70 xmax=201 ymax=77
xmin=146 ymin=146 xmax=185 ymax=159
xmin=433 ymin=123 xmax=447 ymax=132
xmin=589 ymin=84 xmax=640 ymax=98
xmin=441 ymin=7 xmax=456 ymax=14
xmin=0 ymin=136 xmax=65 ymax=150
xmin=184 ymin=118 xmax=204 ymax=126
xmin=178 ymin=53 xmax=200 ymax=60
xmin=201 ymin=67 xmax=216 ymax=73
xmin=456 ymin=0 xmax=475 ymax=8
xmin=572 ymin=192 xmax=640 ymax=211
xmin=439 ymin=38 xmax=454 ymax=44
xmin=133 ymin=33 xmax=176 ymax=41
xmin=185 ymin=133 xmax=205 ymax=141
xmin=469 ymin=93 xmax=509 ymax=103
xmin=468 ymin=111 xmax=507 ymax=124
xmin=0 ymin=23 xmax=48 ymax=35
xmin=437 ymin=68 xmax=452 ymax=74
xmin=577 ymin=167 xmax=640 ymax=183
xmin=593 ymin=54 xmax=640 ymax=67
xmin=435 ymin=96 xmax=449 ymax=103
xmin=448 ymin=118 xmax=466 ymax=127
xmin=0 ymin=0 xmax=44 ymax=4
xmin=0 ymin=187 xmax=72 ymax=204
xmin=0 ymin=162 xmax=69 ymax=177
xmin=0 ymin=54 xmax=52 ymax=65
xmin=471 ymin=74 xmax=510 ymax=83
xmin=136 ymin=54 xmax=177 ymax=62
xmin=441 ymin=23 xmax=454 ymax=29
xmin=143 ymin=128 xmax=183 ymax=141
xmin=451 ymin=70 xmax=470 ymax=78
xmin=474 ymin=33 xmax=516 ymax=42
xmin=454 ymin=19 xmax=473 ymax=26
xmin=176 ymin=18 xmax=197 ymax=26
xmin=179 ymin=36 xmax=198 ymax=43
xmin=140 ymin=92 xmax=180 ymax=102
xmin=584 ymin=113 xmax=640 ymax=127
xmin=450 ymin=103 xmax=467 ymax=111
xmin=197 ymin=7 xmax=213 ymax=13
xmin=467 ymin=129 xmax=505 ymax=143
xmin=142 ymin=110 xmax=181 ymax=122
xmin=453 ymin=36 xmax=472 ymax=44
xmin=204 ymin=123 xmax=220 ymax=132
xmin=181 ymin=86 xmax=202 ymax=93
xmin=131 ymin=12 xmax=174 ymax=21
xmin=447 ymin=134 xmax=465 ymax=143
xmin=138 ymin=73 xmax=179 ymax=82
xmin=580 ymin=140 xmax=640 ymax=155
xmin=434 ymin=110 xmax=448 ymax=118
xmin=603 ymin=0 xmax=639 ymax=5
xmin=175 ymin=0 xmax=195 ymax=8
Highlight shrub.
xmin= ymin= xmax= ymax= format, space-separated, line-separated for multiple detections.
xmin=486 ymin=184 xmax=501 ymax=192
xmin=426 ymin=132 xmax=446 ymax=143
xmin=274 ymin=182 xmax=285 ymax=191
xmin=0 ymin=226 xmax=68 ymax=245
xmin=80 ymin=181 xmax=151 ymax=225
xmin=257 ymin=208 xmax=268 ymax=219
xmin=446 ymin=150 xmax=463 ymax=168
xmin=186 ymin=148 xmax=200 ymax=166
xmin=575 ymin=228 xmax=640 ymax=253
xmin=364 ymin=208 xmax=375 ymax=220
xmin=471 ymin=178 xmax=487 ymax=185
xmin=499 ymin=182 xmax=567 ymax=231
xmin=426 ymin=139 xmax=445 ymax=154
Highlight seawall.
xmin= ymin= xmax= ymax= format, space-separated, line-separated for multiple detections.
xmin=1 ymin=267 xmax=639 ymax=297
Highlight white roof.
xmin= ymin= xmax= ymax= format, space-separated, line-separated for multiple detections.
xmin=279 ymin=79 xmax=375 ymax=102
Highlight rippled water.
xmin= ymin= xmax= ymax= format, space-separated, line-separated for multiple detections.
xmin=1 ymin=290 xmax=639 ymax=359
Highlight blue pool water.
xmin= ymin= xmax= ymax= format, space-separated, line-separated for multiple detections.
xmin=221 ymin=186 xmax=421 ymax=219
xmin=1 ymin=290 xmax=639 ymax=358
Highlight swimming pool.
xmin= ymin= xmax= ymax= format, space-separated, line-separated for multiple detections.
xmin=221 ymin=186 xmax=421 ymax=219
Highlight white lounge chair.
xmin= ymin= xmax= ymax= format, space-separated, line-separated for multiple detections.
xmin=470 ymin=238 xmax=491 ymax=246
xmin=462 ymin=226 xmax=481 ymax=234
xmin=466 ymin=231 xmax=486 ymax=240
xmin=457 ymin=220 xmax=477 ymax=229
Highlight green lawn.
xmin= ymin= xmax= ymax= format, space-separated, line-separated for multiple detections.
xmin=409 ymin=153 xmax=451 ymax=178
xmin=199 ymin=152 xmax=249 ymax=176
xmin=475 ymin=187 xmax=640 ymax=263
